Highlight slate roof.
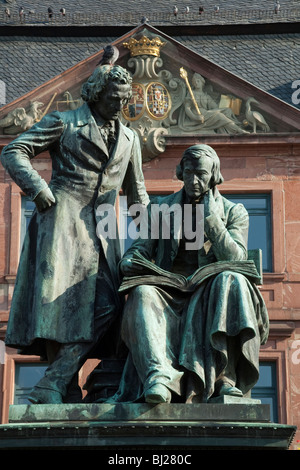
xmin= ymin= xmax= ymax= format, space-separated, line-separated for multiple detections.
xmin=1 ymin=0 xmax=300 ymax=22
xmin=1 ymin=32 xmax=300 ymax=110
xmin=176 ymin=33 xmax=300 ymax=108
xmin=0 ymin=36 xmax=117 ymax=105
xmin=1 ymin=0 xmax=300 ymax=109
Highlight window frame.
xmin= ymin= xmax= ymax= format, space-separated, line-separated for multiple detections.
xmin=1 ymin=180 xmax=288 ymax=425
xmin=252 ymin=360 xmax=278 ymax=422
xmin=223 ymin=192 xmax=272 ymax=272
xmin=20 ymin=196 xmax=35 ymax=250
xmin=118 ymin=188 xmax=177 ymax=256
xmin=219 ymin=180 xmax=285 ymax=277
xmin=258 ymin=351 xmax=288 ymax=424
xmin=13 ymin=362 xmax=48 ymax=405
xmin=1 ymin=351 xmax=45 ymax=423
xmin=119 ymin=180 xmax=284 ymax=277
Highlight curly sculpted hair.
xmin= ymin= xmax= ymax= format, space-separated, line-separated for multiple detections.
xmin=81 ymin=64 xmax=133 ymax=103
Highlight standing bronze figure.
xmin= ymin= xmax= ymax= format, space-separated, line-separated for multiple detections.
xmin=1 ymin=64 xmax=149 ymax=404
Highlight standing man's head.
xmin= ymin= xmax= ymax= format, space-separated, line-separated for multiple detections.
xmin=81 ymin=64 xmax=132 ymax=122
xmin=176 ymin=144 xmax=224 ymax=200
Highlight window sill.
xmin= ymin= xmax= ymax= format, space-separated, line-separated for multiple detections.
xmin=263 ymin=272 xmax=286 ymax=282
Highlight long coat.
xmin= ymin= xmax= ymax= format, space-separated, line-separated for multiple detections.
xmin=1 ymin=102 xmax=149 ymax=355
xmin=110 ymin=187 xmax=269 ymax=402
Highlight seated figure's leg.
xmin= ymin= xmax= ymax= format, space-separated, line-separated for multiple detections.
xmin=121 ymin=285 xmax=185 ymax=403
xmin=214 ymin=336 xmax=243 ymax=397
xmin=207 ymin=271 xmax=262 ymax=398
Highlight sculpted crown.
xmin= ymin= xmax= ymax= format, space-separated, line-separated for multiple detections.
xmin=123 ymin=35 xmax=166 ymax=57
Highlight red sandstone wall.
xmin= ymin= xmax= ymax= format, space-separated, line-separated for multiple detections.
xmin=0 ymin=136 xmax=299 ymax=449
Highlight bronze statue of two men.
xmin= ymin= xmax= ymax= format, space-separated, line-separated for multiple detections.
xmin=1 ymin=62 xmax=269 ymax=405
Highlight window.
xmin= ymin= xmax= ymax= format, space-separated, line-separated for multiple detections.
xmin=13 ymin=361 xmax=278 ymax=420
xmin=120 ymin=193 xmax=273 ymax=270
xmin=14 ymin=363 xmax=48 ymax=404
xmin=119 ymin=195 xmax=137 ymax=255
xmin=119 ymin=194 xmax=160 ymax=255
xmin=20 ymin=196 xmax=35 ymax=249
xmin=252 ymin=362 xmax=278 ymax=422
xmin=224 ymin=194 xmax=272 ymax=272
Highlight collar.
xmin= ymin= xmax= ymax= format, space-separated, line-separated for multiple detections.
xmin=75 ymin=103 xmax=115 ymax=128
xmin=95 ymin=116 xmax=115 ymax=131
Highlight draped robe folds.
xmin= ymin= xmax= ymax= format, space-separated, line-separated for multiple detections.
xmin=110 ymin=188 xmax=269 ymax=403
xmin=178 ymin=91 xmax=244 ymax=134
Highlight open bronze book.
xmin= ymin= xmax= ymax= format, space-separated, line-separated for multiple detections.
xmin=119 ymin=251 xmax=261 ymax=294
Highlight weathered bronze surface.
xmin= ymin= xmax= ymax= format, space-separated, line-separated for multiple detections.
xmin=111 ymin=144 xmax=269 ymax=404
xmin=0 ymin=63 xmax=149 ymax=404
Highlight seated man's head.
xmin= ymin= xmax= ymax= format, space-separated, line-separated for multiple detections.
xmin=176 ymin=144 xmax=224 ymax=200
xmin=81 ymin=64 xmax=132 ymax=121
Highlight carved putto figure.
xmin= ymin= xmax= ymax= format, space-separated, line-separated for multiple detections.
xmin=0 ymin=101 xmax=44 ymax=135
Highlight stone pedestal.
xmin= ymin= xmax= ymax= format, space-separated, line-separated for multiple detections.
xmin=0 ymin=400 xmax=296 ymax=451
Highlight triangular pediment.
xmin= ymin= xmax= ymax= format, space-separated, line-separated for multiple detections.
xmin=1 ymin=23 xmax=300 ymax=160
